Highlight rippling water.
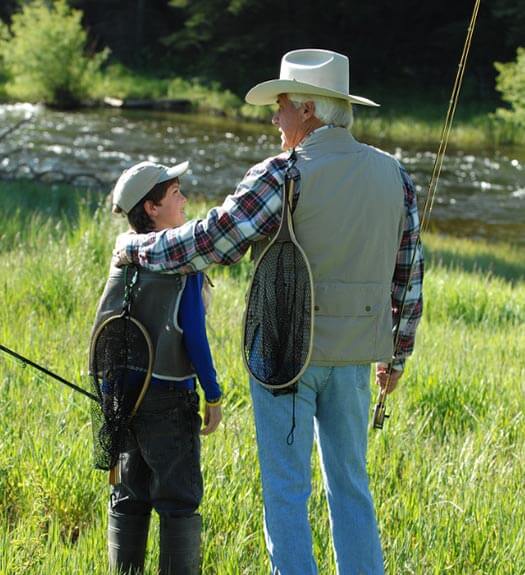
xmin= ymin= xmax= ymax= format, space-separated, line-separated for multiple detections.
xmin=1 ymin=103 xmax=524 ymax=245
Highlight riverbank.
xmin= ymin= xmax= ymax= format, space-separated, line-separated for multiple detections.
xmin=0 ymin=185 xmax=523 ymax=573
xmin=1 ymin=64 xmax=523 ymax=148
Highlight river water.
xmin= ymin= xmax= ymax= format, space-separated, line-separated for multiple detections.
xmin=1 ymin=103 xmax=524 ymax=245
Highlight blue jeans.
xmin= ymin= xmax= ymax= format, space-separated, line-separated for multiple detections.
xmin=250 ymin=365 xmax=384 ymax=575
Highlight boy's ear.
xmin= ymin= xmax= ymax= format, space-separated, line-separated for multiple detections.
xmin=143 ymin=200 xmax=157 ymax=217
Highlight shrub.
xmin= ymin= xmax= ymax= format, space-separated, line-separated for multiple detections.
xmin=89 ymin=63 xmax=170 ymax=100
xmin=0 ymin=0 xmax=108 ymax=108
xmin=167 ymin=77 xmax=242 ymax=116
xmin=494 ymin=47 xmax=525 ymax=128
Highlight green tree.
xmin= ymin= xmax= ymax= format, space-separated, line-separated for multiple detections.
xmin=487 ymin=0 xmax=525 ymax=50
xmin=0 ymin=21 xmax=8 ymax=98
xmin=0 ymin=0 xmax=108 ymax=108
xmin=495 ymin=47 xmax=525 ymax=126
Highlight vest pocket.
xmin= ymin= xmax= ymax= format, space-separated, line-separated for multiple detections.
xmin=313 ymin=282 xmax=391 ymax=362
xmin=314 ymin=282 xmax=384 ymax=317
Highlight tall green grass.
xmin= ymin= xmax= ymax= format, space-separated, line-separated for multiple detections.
xmin=0 ymin=182 xmax=523 ymax=574
xmin=352 ymin=112 xmax=525 ymax=149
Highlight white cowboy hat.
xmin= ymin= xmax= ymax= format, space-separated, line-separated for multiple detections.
xmin=113 ymin=160 xmax=189 ymax=214
xmin=245 ymin=49 xmax=379 ymax=107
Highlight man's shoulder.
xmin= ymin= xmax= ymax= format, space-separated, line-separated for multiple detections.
xmin=240 ymin=151 xmax=292 ymax=189
xmin=249 ymin=151 xmax=291 ymax=175
xmin=363 ymin=143 xmax=402 ymax=168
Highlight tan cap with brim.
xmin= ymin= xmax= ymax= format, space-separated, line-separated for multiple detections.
xmin=113 ymin=160 xmax=189 ymax=214
xmin=245 ymin=49 xmax=379 ymax=107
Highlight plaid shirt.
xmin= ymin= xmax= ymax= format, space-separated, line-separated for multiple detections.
xmin=125 ymin=149 xmax=423 ymax=370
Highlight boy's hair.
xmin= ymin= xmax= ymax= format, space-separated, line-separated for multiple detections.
xmin=112 ymin=177 xmax=179 ymax=233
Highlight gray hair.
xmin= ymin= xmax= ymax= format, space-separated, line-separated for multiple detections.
xmin=288 ymin=93 xmax=354 ymax=130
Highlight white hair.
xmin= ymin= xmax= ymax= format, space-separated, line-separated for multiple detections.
xmin=288 ymin=93 xmax=354 ymax=130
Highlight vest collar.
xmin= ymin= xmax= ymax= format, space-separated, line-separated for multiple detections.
xmin=296 ymin=125 xmax=361 ymax=153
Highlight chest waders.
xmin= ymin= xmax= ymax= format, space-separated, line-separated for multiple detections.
xmin=101 ymin=268 xmax=202 ymax=575
xmin=108 ymin=512 xmax=202 ymax=575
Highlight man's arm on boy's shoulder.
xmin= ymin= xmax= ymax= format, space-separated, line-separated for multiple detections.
xmin=114 ymin=157 xmax=290 ymax=273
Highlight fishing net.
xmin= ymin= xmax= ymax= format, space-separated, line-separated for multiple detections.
xmin=243 ymin=177 xmax=313 ymax=389
xmin=89 ymin=313 xmax=153 ymax=471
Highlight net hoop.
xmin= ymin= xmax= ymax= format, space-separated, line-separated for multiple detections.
xmin=89 ymin=310 xmax=154 ymax=417
xmin=242 ymin=176 xmax=315 ymax=390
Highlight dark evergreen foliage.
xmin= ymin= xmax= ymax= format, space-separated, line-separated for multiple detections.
xmin=3 ymin=0 xmax=524 ymax=99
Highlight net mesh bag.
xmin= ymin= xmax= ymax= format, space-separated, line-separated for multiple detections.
xmin=90 ymin=314 xmax=151 ymax=470
xmin=244 ymin=238 xmax=312 ymax=388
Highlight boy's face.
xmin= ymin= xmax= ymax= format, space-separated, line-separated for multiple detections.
xmin=147 ymin=180 xmax=187 ymax=230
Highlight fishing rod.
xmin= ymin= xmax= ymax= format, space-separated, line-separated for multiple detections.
xmin=372 ymin=0 xmax=482 ymax=429
xmin=0 ymin=343 xmax=98 ymax=402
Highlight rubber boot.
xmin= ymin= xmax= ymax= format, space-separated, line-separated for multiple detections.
xmin=159 ymin=514 xmax=202 ymax=575
xmin=108 ymin=510 xmax=150 ymax=574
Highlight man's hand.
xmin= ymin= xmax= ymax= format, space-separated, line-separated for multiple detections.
xmin=201 ymin=403 xmax=222 ymax=435
xmin=375 ymin=363 xmax=403 ymax=394
xmin=112 ymin=232 xmax=135 ymax=268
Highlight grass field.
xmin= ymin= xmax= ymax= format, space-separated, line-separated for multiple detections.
xmin=0 ymin=181 xmax=523 ymax=574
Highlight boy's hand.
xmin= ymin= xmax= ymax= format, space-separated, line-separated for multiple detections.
xmin=201 ymin=404 xmax=222 ymax=435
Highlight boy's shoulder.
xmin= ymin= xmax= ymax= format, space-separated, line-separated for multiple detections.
xmin=183 ymin=272 xmax=205 ymax=291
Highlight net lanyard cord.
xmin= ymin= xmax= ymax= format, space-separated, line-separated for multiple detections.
xmin=282 ymin=162 xmax=299 ymax=446
xmin=123 ymin=266 xmax=139 ymax=313
xmin=379 ymin=0 xmax=481 ymax=410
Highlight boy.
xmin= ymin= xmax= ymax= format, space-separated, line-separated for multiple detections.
xmin=91 ymin=160 xmax=222 ymax=574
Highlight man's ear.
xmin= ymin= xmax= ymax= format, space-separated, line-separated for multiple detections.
xmin=302 ymin=101 xmax=316 ymax=121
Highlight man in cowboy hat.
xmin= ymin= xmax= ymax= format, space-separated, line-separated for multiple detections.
xmin=114 ymin=49 xmax=424 ymax=574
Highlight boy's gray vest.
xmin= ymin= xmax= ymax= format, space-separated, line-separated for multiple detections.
xmin=92 ymin=267 xmax=196 ymax=380
xmin=254 ymin=127 xmax=405 ymax=366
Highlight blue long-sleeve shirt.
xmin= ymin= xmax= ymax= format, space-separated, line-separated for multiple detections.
xmin=149 ymin=272 xmax=221 ymax=402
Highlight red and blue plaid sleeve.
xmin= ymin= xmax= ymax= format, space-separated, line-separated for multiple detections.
xmin=125 ymin=154 xmax=290 ymax=273
xmin=391 ymin=166 xmax=424 ymax=370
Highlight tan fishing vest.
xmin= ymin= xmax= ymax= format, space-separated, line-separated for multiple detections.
xmin=253 ymin=127 xmax=406 ymax=366
xmin=91 ymin=266 xmax=196 ymax=380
